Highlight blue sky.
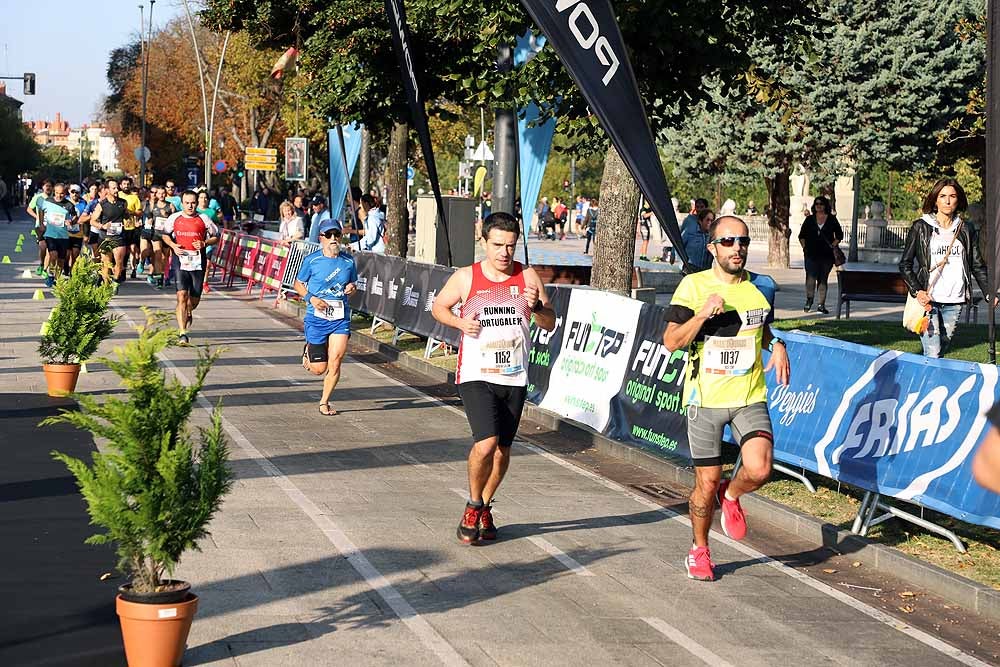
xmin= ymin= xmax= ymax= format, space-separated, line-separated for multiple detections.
xmin=1 ymin=0 xmax=184 ymax=126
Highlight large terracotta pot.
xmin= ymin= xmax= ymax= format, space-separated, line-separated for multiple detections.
xmin=116 ymin=585 xmax=198 ymax=667
xmin=42 ymin=363 xmax=81 ymax=397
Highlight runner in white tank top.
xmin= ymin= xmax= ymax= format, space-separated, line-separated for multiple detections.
xmin=432 ymin=212 xmax=556 ymax=544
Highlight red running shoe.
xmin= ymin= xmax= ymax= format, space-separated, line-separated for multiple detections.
xmin=685 ymin=545 xmax=715 ymax=581
xmin=717 ymin=479 xmax=747 ymax=541
xmin=478 ymin=503 xmax=497 ymax=541
xmin=456 ymin=503 xmax=482 ymax=545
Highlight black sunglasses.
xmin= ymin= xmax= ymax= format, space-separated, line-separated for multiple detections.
xmin=321 ymin=229 xmax=340 ymax=239
xmin=711 ymin=236 xmax=751 ymax=248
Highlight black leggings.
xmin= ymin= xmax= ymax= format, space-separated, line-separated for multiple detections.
xmin=804 ymin=256 xmax=834 ymax=305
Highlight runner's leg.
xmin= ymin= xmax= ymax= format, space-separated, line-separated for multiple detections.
xmin=691 ymin=465 xmax=722 ymax=547
xmin=319 ymin=334 xmax=348 ymax=408
xmin=113 ymin=245 xmax=128 ymax=282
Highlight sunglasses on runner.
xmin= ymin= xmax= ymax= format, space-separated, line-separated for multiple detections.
xmin=321 ymin=229 xmax=341 ymax=239
xmin=711 ymin=236 xmax=751 ymax=248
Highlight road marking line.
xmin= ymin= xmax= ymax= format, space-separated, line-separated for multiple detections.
xmin=358 ymin=358 xmax=990 ymax=667
xmin=642 ymin=617 xmax=735 ymax=667
xmin=113 ymin=308 xmax=469 ymax=667
xmin=447 ymin=489 xmax=594 ymax=577
xmin=252 ymin=354 xmax=305 ymax=385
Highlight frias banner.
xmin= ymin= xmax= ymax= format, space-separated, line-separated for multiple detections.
xmin=526 ymin=285 xmax=572 ymax=404
xmin=518 ymin=0 xmax=689 ymax=268
xmin=539 ymin=288 xmax=643 ymax=432
xmin=424 ymin=264 xmax=461 ymax=348
xmin=606 ymin=302 xmax=689 ymax=460
xmin=767 ymin=332 xmax=1000 ymax=529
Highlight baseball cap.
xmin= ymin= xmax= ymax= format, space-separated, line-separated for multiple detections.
xmin=68 ymin=184 xmax=81 ymax=193
xmin=318 ymin=219 xmax=342 ymax=235
xmin=311 ymin=195 xmax=326 ymax=206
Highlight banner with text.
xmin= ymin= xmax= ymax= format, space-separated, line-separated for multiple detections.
xmin=766 ymin=332 xmax=1000 ymax=529
xmin=526 ymin=285 xmax=572 ymax=405
xmin=539 ymin=288 xmax=643 ymax=432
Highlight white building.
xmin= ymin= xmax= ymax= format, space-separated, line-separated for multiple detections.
xmin=65 ymin=125 xmax=119 ymax=173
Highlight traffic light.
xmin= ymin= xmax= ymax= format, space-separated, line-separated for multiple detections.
xmin=236 ymin=163 xmax=245 ymax=179
xmin=23 ymin=73 xmax=35 ymax=95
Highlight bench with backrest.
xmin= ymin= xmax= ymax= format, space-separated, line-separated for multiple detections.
xmin=836 ymin=264 xmax=979 ymax=322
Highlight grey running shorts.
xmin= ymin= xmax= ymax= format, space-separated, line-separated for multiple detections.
xmin=686 ymin=402 xmax=773 ymax=467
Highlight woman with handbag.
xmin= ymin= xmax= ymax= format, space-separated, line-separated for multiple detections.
xmin=798 ymin=195 xmax=844 ymax=314
xmin=899 ymin=178 xmax=990 ymax=358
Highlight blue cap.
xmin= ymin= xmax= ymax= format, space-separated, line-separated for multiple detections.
xmin=318 ymin=219 xmax=342 ymax=235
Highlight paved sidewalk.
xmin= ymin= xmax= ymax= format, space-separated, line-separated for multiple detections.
xmin=0 ymin=216 xmax=993 ymax=666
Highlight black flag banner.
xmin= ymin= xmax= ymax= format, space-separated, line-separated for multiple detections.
xmin=518 ymin=0 xmax=690 ymax=269
xmin=384 ymin=0 xmax=452 ymax=265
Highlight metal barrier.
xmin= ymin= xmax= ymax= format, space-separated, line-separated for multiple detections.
xmin=274 ymin=240 xmax=320 ymax=306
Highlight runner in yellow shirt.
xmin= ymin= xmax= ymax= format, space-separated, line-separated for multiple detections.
xmin=118 ymin=176 xmax=143 ymax=279
xmin=663 ymin=215 xmax=790 ymax=582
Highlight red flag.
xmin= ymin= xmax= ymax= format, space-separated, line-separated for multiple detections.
xmin=270 ymin=48 xmax=298 ymax=79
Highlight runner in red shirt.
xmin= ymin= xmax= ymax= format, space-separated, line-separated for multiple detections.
xmin=161 ymin=190 xmax=218 ymax=345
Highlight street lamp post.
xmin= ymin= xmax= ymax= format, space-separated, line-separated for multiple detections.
xmin=139 ymin=0 xmax=155 ymax=188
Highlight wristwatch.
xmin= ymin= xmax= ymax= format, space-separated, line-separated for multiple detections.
xmin=768 ymin=337 xmax=786 ymax=352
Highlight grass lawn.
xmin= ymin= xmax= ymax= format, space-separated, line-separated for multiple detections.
xmin=774 ymin=317 xmax=995 ymax=364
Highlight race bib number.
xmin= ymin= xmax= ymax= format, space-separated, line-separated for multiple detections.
xmin=178 ymin=250 xmax=203 ymax=271
xmin=154 ymin=217 xmax=168 ymax=232
xmin=315 ymin=299 xmax=345 ymax=321
xmin=702 ymin=335 xmax=756 ymax=376
xmin=143 ymin=217 xmax=153 ymax=230
xmin=107 ymin=222 xmax=123 ymax=236
xmin=48 ymin=211 xmax=66 ymax=228
xmin=481 ymin=338 xmax=523 ymax=376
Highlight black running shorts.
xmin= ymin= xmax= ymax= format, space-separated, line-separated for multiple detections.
xmin=123 ymin=228 xmax=140 ymax=246
xmin=305 ymin=341 xmax=329 ymax=363
xmin=457 ymin=381 xmax=528 ymax=447
xmin=44 ymin=237 xmax=69 ymax=258
xmin=68 ymin=236 xmax=83 ymax=250
xmin=639 ymin=220 xmax=651 ymax=241
xmin=177 ymin=269 xmax=205 ymax=298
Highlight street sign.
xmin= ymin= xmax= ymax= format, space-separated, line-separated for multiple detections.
xmin=245 ymin=147 xmax=278 ymax=157
xmin=186 ymin=167 xmax=199 ymax=189
xmin=472 ymin=141 xmax=494 ymax=162
xmin=245 ymin=160 xmax=277 ymax=172
xmin=213 ymin=160 xmax=227 ymax=173
xmin=134 ymin=146 xmax=151 ymax=163
xmin=243 ymin=153 xmax=277 ymax=164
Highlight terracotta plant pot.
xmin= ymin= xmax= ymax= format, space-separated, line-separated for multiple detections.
xmin=116 ymin=587 xmax=198 ymax=667
xmin=42 ymin=363 xmax=81 ymax=397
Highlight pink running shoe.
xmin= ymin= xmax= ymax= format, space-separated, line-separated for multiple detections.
xmin=685 ymin=545 xmax=715 ymax=581
xmin=717 ymin=479 xmax=747 ymax=541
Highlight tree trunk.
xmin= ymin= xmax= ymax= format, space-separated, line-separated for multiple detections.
xmin=591 ymin=145 xmax=640 ymax=295
xmin=360 ymin=127 xmax=371 ymax=193
xmin=766 ymin=160 xmax=792 ymax=268
xmin=384 ymin=121 xmax=409 ymax=258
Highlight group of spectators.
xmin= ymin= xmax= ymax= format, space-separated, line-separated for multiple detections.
xmin=276 ymin=185 xmax=386 ymax=253
xmin=533 ymin=195 xmax=601 ymax=252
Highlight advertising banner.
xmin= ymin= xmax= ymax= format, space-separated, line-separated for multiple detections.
xmin=423 ymin=264 xmax=461 ymax=348
xmin=318 ymin=124 xmax=363 ymax=243
xmin=606 ymin=302 xmax=690 ymax=460
xmin=348 ymin=250 xmax=374 ymax=313
xmin=518 ymin=102 xmax=557 ymax=236
xmin=367 ymin=254 xmax=407 ymax=321
xmin=394 ymin=261 xmax=431 ymax=333
xmin=526 ymin=285 xmax=572 ymax=404
xmin=518 ymin=0 xmax=689 ymax=268
xmin=768 ymin=332 xmax=1000 ymax=529
xmin=284 ymin=137 xmax=308 ymax=182
xmin=539 ymin=288 xmax=643 ymax=432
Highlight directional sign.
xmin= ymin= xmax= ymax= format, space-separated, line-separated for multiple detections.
xmin=243 ymin=153 xmax=277 ymax=164
xmin=245 ymin=147 xmax=278 ymax=157
xmin=134 ymin=146 xmax=151 ymax=163
xmin=245 ymin=160 xmax=277 ymax=172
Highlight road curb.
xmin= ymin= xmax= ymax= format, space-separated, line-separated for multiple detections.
xmin=271 ymin=293 xmax=1000 ymax=621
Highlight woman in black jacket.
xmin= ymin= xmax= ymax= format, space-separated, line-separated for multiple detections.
xmin=798 ymin=196 xmax=844 ymax=314
xmin=899 ymin=178 xmax=990 ymax=358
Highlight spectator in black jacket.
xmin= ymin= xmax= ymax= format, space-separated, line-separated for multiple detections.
xmin=798 ymin=195 xmax=843 ymax=314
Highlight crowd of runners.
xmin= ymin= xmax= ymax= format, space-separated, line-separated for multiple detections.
xmin=27 ymin=177 xmax=219 ymax=345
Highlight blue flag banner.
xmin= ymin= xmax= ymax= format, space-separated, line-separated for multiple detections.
xmin=517 ymin=102 xmax=556 ymax=235
xmin=765 ymin=332 xmax=1000 ymax=529
xmin=318 ymin=123 xmax=363 ymax=243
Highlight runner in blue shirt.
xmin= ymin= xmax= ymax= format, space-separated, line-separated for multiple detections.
xmin=38 ymin=183 xmax=78 ymax=286
xmin=294 ymin=220 xmax=357 ymax=416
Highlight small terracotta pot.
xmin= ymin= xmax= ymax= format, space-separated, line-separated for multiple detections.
xmin=42 ymin=363 xmax=81 ymax=397
xmin=116 ymin=591 xmax=198 ymax=667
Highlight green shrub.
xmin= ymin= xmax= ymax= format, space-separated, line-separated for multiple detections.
xmin=38 ymin=255 xmax=117 ymax=365
xmin=45 ymin=311 xmax=233 ymax=594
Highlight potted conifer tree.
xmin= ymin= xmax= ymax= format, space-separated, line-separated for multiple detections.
xmin=38 ymin=254 xmax=117 ymax=396
xmin=45 ymin=311 xmax=233 ymax=667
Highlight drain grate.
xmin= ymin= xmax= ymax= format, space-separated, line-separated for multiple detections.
xmin=630 ymin=483 xmax=688 ymax=501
